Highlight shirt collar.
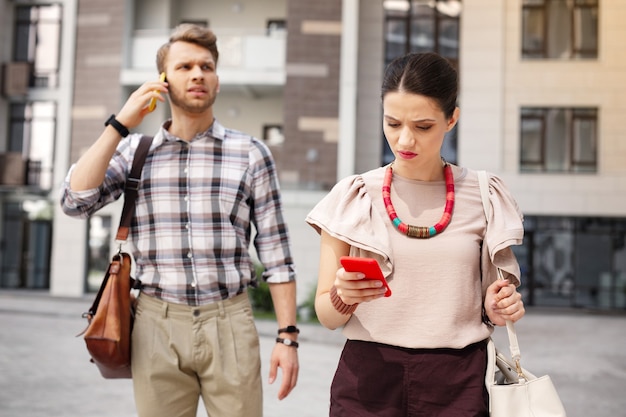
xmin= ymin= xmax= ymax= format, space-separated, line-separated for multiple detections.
xmin=150 ymin=118 xmax=226 ymax=148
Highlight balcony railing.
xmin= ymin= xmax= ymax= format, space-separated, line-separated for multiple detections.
xmin=0 ymin=153 xmax=52 ymax=192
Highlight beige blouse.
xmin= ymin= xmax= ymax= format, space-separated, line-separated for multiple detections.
xmin=305 ymin=165 xmax=524 ymax=349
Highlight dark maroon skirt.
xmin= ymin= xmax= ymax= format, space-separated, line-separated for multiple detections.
xmin=329 ymin=339 xmax=489 ymax=417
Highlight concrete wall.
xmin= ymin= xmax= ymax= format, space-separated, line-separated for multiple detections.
xmin=50 ymin=0 xmax=127 ymax=296
xmin=354 ymin=0 xmax=386 ymax=177
xmin=459 ymin=0 xmax=626 ymax=217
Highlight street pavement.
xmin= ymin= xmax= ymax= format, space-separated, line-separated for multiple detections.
xmin=1 ymin=289 xmax=625 ymax=417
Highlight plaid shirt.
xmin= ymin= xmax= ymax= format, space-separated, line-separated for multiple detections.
xmin=61 ymin=119 xmax=295 ymax=306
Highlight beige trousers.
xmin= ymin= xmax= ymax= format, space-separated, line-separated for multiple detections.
xmin=131 ymin=292 xmax=263 ymax=417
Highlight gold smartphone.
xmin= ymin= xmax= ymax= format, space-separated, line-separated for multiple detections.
xmin=148 ymin=72 xmax=166 ymax=112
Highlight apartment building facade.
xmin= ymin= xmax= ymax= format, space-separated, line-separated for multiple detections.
xmin=1 ymin=0 xmax=624 ymax=311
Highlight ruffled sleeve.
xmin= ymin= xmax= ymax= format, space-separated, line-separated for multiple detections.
xmin=305 ymin=169 xmax=393 ymax=277
xmin=481 ymin=172 xmax=524 ymax=289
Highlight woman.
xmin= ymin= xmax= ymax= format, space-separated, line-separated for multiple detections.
xmin=305 ymin=52 xmax=525 ymax=416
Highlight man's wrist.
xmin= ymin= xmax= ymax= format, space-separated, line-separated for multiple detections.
xmin=277 ymin=325 xmax=300 ymax=335
xmin=104 ymin=114 xmax=130 ymax=137
xmin=276 ymin=337 xmax=299 ymax=348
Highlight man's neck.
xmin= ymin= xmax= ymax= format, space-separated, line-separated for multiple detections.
xmin=168 ymin=109 xmax=214 ymax=142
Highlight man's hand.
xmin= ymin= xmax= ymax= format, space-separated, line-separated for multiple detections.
xmin=268 ymin=342 xmax=299 ymax=400
xmin=116 ymin=78 xmax=169 ymax=129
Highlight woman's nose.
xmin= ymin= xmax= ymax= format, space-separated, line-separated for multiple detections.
xmin=397 ymin=126 xmax=414 ymax=146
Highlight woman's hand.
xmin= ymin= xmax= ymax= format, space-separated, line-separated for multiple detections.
xmin=484 ymin=279 xmax=525 ymax=326
xmin=314 ymin=231 xmax=387 ymax=329
xmin=333 ymin=268 xmax=387 ymax=306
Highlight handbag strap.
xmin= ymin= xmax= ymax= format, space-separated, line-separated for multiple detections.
xmin=477 ymin=170 xmax=524 ymax=372
xmin=115 ymin=135 xmax=153 ymax=242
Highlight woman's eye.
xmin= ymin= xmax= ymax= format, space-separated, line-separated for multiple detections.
xmin=387 ymin=123 xmax=400 ymax=128
xmin=417 ymin=125 xmax=432 ymax=131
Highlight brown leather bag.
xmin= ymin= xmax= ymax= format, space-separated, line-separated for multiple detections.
xmin=78 ymin=135 xmax=153 ymax=379
xmin=82 ymin=252 xmax=134 ymax=378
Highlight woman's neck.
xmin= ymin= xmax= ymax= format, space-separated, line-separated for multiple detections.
xmin=392 ymin=157 xmax=446 ymax=181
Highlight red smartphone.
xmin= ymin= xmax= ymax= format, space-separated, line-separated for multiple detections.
xmin=340 ymin=256 xmax=392 ymax=297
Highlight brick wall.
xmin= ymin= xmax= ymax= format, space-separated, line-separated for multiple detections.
xmin=70 ymin=0 xmax=126 ymax=164
xmin=276 ymin=0 xmax=342 ymax=190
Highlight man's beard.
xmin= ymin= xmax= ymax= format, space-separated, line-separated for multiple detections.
xmin=169 ymin=84 xmax=216 ymax=114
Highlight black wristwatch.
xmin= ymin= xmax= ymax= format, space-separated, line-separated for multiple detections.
xmin=105 ymin=114 xmax=130 ymax=137
xmin=276 ymin=337 xmax=299 ymax=348
xmin=277 ymin=325 xmax=300 ymax=335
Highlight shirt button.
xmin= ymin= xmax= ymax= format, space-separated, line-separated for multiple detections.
xmin=185 ymin=223 xmax=190 ymax=230
xmin=187 ymin=252 xmax=192 ymax=258
xmin=193 ymin=310 xmax=200 ymax=317
xmin=191 ymin=281 xmax=197 ymax=288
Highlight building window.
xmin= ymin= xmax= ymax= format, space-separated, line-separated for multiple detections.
xmin=520 ymin=107 xmax=597 ymax=173
xmin=0 ymin=201 xmax=52 ymax=289
xmin=87 ymin=215 xmax=112 ymax=292
xmin=8 ymin=102 xmax=57 ymax=190
xmin=382 ymin=0 xmax=461 ymax=166
xmin=262 ymin=124 xmax=284 ymax=147
xmin=267 ymin=19 xmax=286 ymax=36
xmin=522 ymin=0 xmax=598 ymax=60
xmin=383 ymin=0 xmax=461 ymax=67
xmin=518 ymin=216 xmax=626 ymax=310
xmin=13 ymin=4 xmax=62 ymax=88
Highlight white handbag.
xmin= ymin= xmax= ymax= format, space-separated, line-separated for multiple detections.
xmin=478 ymin=171 xmax=567 ymax=417
xmin=486 ymin=335 xmax=567 ymax=417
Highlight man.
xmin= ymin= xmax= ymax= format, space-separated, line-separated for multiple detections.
xmin=61 ymin=24 xmax=299 ymax=417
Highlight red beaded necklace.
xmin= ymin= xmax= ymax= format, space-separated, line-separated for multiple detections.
xmin=382 ymin=161 xmax=455 ymax=238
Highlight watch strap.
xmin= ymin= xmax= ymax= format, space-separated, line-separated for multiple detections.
xmin=276 ymin=337 xmax=299 ymax=348
xmin=277 ymin=325 xmax=300 ymax=334
xmin=105 ymin=114 xmax=130 ymax=137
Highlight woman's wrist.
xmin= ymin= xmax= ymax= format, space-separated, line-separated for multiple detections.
xmin=330 ymin=285 xmax=358 ymax=315
xmin=482 ymin=307 xmax=497 ymax=327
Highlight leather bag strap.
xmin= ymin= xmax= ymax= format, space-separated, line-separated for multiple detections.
xmin=477 ymin=170 xmax=523 ymax=370
xmin=83 ymin=253 xmax=122 ymax=318
xmin=115 ymin=135 xmax=153 ymax=241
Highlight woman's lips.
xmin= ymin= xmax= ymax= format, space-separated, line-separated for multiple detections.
xmin=397 ymin=151 xmax=417 ymax=159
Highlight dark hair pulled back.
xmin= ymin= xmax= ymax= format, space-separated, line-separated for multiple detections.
xmin=381 ymin=52 xmax=458 ymax=119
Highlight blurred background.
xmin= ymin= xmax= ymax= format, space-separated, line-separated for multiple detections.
xmin=0 ymin=0 xmax=625 ymax=314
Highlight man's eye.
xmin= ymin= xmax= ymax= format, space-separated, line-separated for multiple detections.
xmin=387 ymin=123 xmax=400 ymax=128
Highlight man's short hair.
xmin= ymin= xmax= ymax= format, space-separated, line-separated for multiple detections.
xmin=156 ymin=24 xmax=219 ymax=73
